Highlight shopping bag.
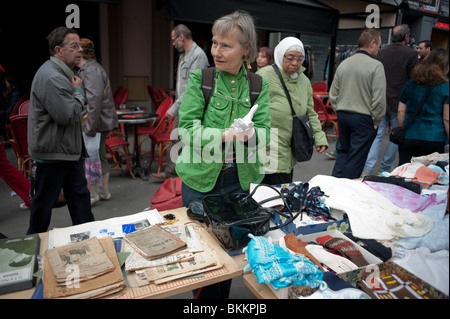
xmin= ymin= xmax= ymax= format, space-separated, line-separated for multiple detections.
xmin=150 ymin=177 xmax=183 ymax=211
xmin=83 ymin=132 xmax=102 ymax=186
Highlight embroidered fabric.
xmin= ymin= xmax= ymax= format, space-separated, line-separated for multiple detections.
xmin=243 ymin=235 xmax=323 ymax=289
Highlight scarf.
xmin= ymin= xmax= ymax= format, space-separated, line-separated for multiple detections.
xmin=50 ymin=56 xmax=75 ymax=81
xmin=274 ymin=37 xmax=305 ymax=79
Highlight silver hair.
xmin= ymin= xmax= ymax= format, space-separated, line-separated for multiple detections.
xmin=212 ymin=10 xmax=258 ymax=63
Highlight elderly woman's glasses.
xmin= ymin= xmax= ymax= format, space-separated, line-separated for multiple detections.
xmin=284 ymin=54 xmax=304 ymax=63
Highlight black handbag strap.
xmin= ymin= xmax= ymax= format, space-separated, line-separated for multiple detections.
xmin=403 ymin=85 xmax=434 ymax=131
xmin=272 ymin=64 xmax=296 ymax=117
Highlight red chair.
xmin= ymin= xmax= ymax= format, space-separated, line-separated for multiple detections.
xmin=8 ymin=94 xmax=28 ymax=118
xmin=105 ymin=125 xmax=136 ymax=179
xmin=135 ymin=98 xmax=173 ymax=156
xmin=148 ymin=85 xmax=164 ymax=112
xmin=18 ymin=100 xmax=30 ymax=115
xmin=312 ymin=81 xmax=328 ymax=92
xmin=149 ymin=116 xmax=177 ymax=174
xmin=116 ymin=88 xmax=128 ymax=107
xmin=158 ymin=87 xmax=170 ymax=101
xmin=8 ymin=114 xmax=32 ymax=179
xmin=113 ymin=86 xmax=124 ymax=106
xmin=313 ymin=94 xmax=338 ymax=138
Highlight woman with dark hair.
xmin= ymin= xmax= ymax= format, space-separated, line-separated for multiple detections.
xmin=256 ymin=46 xmax=274 ymax=70
xmin=397 ymin=48 xmax=449 ymax=165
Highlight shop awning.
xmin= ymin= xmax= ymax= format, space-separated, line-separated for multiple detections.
xmin=165 ymin=0 xmax=338 ymax=37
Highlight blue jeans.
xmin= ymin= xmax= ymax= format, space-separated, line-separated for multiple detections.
xmin=363 ymin=110 xmax=398 ymax=174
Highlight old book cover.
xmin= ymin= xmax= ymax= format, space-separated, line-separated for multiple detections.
xmin=124 ymin=225 xmax=187 ymax=259
xmin=44 ymin=237 xmax=115 ymax=285
xmin=0 ymin=234 xmax=40 ymax=295
xmin=43 ymin=237 xmax=126 ymax=299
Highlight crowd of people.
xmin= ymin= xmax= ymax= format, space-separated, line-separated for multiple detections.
xmin=0 ymin=10 xmax=448 ymax=297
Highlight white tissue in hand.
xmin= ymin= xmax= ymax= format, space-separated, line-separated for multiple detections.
xmin=232 ymin=104 xmax=258 ymax=133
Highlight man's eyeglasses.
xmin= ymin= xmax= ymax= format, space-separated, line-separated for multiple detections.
xmin=172 ymin=34 xmax=181 ymax=43
xmin=63 ymin=42 xmax=82 ymax=50
xmin=284 ymin=54 xmax=304 ymax=63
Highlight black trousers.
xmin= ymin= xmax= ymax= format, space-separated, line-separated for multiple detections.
xmin=332 ymin=111 xmax=377 ymax=179
xmin=398 ymin=139 xmax=445 ymax=166
xmin=27 ymin=159 xmax=94 ymax=234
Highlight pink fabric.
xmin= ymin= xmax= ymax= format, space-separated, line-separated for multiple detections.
xmin=388 ymin=163 xmax=441 ymax=189
xmin=0 ymin=143 xmax=31 ymax=207
xmin=363 ymin=181 xmax=443 ymax=212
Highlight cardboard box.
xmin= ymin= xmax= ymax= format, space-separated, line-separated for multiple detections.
xmin=267 ymin=230 xmax=382 ymax=299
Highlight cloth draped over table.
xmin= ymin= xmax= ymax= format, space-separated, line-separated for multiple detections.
xmin=308 ymin=175 xmax=434 ymax=240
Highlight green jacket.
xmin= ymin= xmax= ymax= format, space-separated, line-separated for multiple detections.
xmin=176 ymin=65 xmax=271 ymax=192
xmin=256 ymin=65 xmax=328 ymax=174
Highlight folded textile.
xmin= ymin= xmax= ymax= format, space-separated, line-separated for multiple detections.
xmin=316 ymin=235 xmax=370 ymax=267
xmin=387 ymin=162 xmax=442 ymax=188
xmin=363 ymin=175 xmax=421 ymax=194
xmin=308 ymin=175 xmax=434 ymax=240
xmin=363 ymin=180 xmax=444 ymax=212
xmin=344 ymin=232 xmax=392 ymax=262
xmin=244 ymin=235 xmax=323 ymax=289
xmin=282 ymin=233 xmax=324 ymax=271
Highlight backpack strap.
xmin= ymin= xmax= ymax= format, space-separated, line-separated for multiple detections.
xmin=201 ymin=67 xmax=216 ymax=110
xmin=201 ymin=67 xmax=262 ymax=110
xmin=247 ymin=71 xmax=262 ymax=106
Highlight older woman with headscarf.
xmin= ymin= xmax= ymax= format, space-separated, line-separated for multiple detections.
xmin=257 ymin=37 xmax=327 ymax=185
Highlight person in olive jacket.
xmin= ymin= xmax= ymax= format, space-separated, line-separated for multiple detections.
xmin=257 ymin=37 xmax=328 ymax=185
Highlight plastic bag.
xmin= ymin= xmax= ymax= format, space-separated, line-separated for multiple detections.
xmin=83 ymin=132 xmax=102 ymax=186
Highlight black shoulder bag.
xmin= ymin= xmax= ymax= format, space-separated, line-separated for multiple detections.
xmin=389 ymin=85 xmax=434 ymax=145
xmin=272 ymin=65 xmax=314 ymax=162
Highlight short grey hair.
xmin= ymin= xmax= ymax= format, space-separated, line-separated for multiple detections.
xmin=173 ymin=24 xmax=192 ymax=40
xmin=212 ymin=10 xmax=258 ymax=63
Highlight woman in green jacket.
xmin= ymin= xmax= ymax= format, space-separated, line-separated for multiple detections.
xmin=176 ymin=10 xmax=271 ymax=206
xmin=257 ymin=37 xmax=328 ymax=185
xmin=175 ymin=10 xmax=271 ymax=300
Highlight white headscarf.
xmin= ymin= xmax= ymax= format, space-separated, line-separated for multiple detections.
xmin=274 ymin=37 xmax=305 ymax=79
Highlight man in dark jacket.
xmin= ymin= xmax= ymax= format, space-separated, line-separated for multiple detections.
xmin=362 ymin=24 xmax=418 ymax=176
xmin=27 ymin=27 xmax=94 ymax=234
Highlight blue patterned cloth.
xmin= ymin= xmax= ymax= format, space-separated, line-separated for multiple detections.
xmin=244 ymin=235 xmax=324 ymax=289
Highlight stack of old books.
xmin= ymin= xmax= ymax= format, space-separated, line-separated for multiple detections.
xmin=123 ymin=224 xmax=223 ymax=286
xmin=42 ymin=236 xmax=126 ymax=299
